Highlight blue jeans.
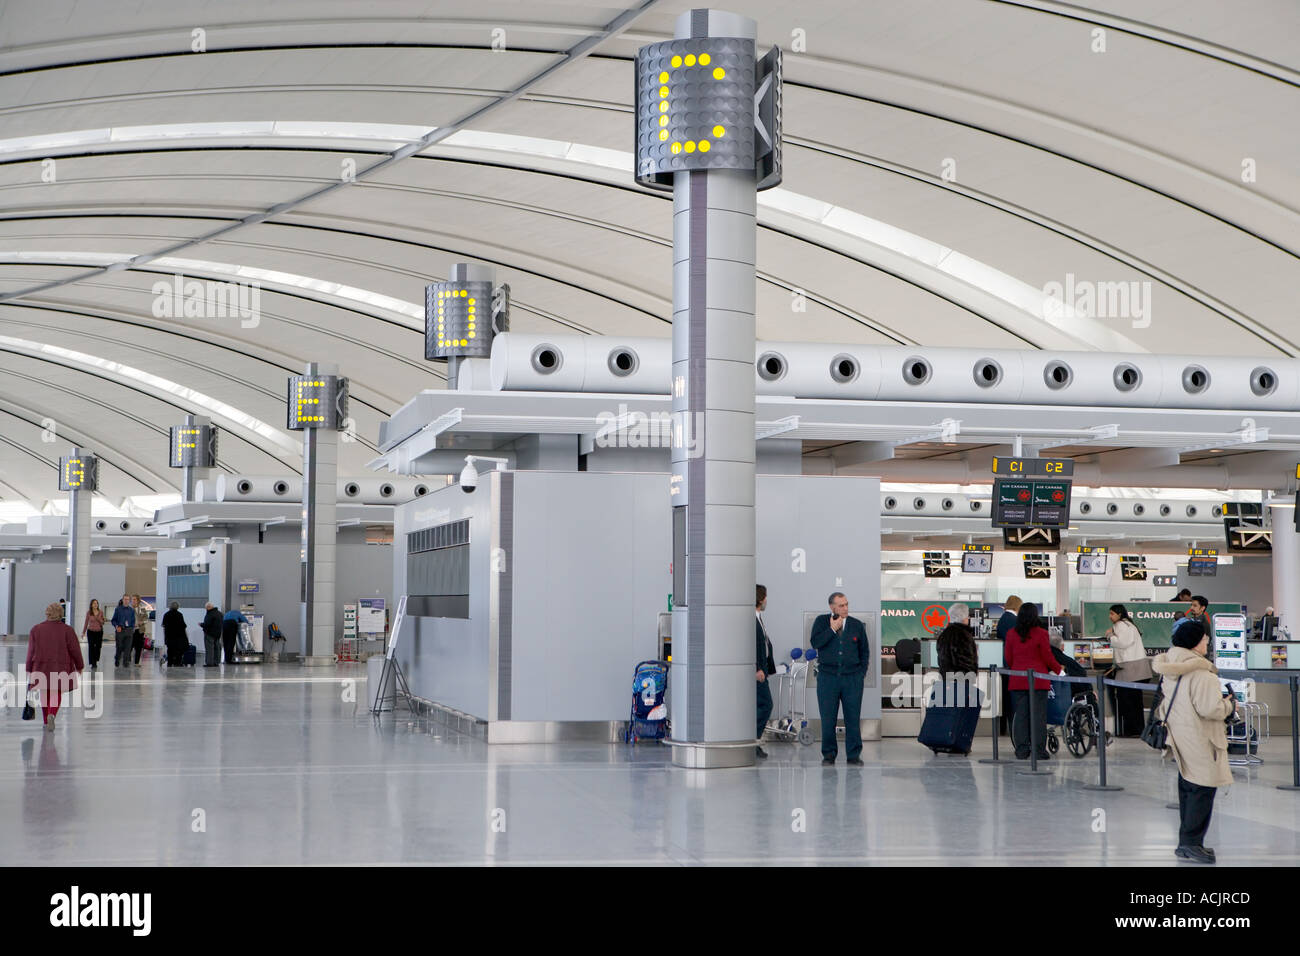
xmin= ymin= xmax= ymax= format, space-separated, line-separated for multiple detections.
xmin=756 ymin=677 xmax=773 ymax=739
xmin=817 ymin=669 xmax=865 ymax=760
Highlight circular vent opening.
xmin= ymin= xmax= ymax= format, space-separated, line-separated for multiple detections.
xmin=530 ymin=345 xmax=561 ymax=374
xmin=902 ymin=357 xmax=931 ymax=386
xmin=1044 ymin=361 xmax=1073 ymax=390
xmin=912 ymin=497 xmax=927 ymax=510
xmin=1106 ymin=503 xmax=1118 ymax=515
xmin=829 ymin=354 xmax=859 ymax=384
xmin=969 ymin=500 xmax=983 ymax=512
xmin=237 ymin=479 xmax=253 ymax=495
xmin=756 ymin=351 xmax=787 ymax=382
xmin=1250 ymin=366 xmax=1278 ymax=397
xmin=1133 ymin=503 xmax=1145 ymax=516
xmin=119 ymin=520 xmax=132 ymax=531
xmin=1186 ymin=505 xmax=1198 ymax=517
xmin=973 ymin=359 xmax=1002 ymax=388
xmin=273 ymin=480 xmax=289 ymax=496
xmin=941 ymin=498 xmax=955 ymax=511
xmin=1160 ymin=504 xmax=1171 ymax=517
xmin=883 ymin=496 xmax=898 ymax=510
xmin=1079 ymin=501 xmax=1092 ymax=515
xmin=1212 ymin=505 xmax=1223 ymax=518
xmin=143 ymin=521 xmax=154 ymax=529
xmin=414 ymin=484 xmax=429 ymax=497
xmin=1182 ymin=365 xmax=1211 ymax=394
xmin=1113 ymin=363 xmax=1142 ymax=392
xmin=380 ymin=483 xmax=395 ymax=498
xmin=608 ymin=348 xmax=638 ymax=377
xmin=344 ymin=482 xmax=360 ymax=497
xmin=94 ymin=520 xmax=107 ymax=531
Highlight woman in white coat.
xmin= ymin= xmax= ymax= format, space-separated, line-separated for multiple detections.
xmin=1105 ymin=604 xmax=1149 ymax=736
xmin=1151 ymin=621 xmax=1236 ymax=864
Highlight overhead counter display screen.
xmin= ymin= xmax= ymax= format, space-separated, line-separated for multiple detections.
xmin=991 ymin=457 xmax=1072 ymax=529
xmin=1187 ymin=546 xmax=1218 ymax=577
xmin=1077 ymin=546 xmax=1107 ymax=575
xmin=287 ymin=374 xmax=347 ymax=431
xmin=961 ymin=543 xmax=993 ymax=573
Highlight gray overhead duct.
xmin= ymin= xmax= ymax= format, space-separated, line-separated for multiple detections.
xmin=214 ymin=475 xmax=431 ymax=504
xmin=487 ymin=333 xmax=1300 ymax=411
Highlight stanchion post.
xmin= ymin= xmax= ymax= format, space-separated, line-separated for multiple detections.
xmin=1279 ymin=675 xmax=1300 ymax=792
xmin=1017 ymin=668 xmax=1051 ymax=776
xmin=1084 ymin=672 xmax=1122 ymax=791
xmin=979 ymin=664 xmax=1014 ymax=764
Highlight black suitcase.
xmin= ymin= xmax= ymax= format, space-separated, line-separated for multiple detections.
xmin=919 ymin=705 xmax=980 ymax=754
xmin=183 ymin=644 xmax=197 ymax=666
xmin=919 ymin=680 xmax=982 ymax=754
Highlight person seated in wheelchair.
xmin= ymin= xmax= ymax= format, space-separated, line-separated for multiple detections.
xmin=1049 ymin=632 xmax=1098 ymax=713
xmin=1043 ymin=632 xmax=1113 ymax=757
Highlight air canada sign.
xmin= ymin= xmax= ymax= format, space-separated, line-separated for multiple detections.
xmin=880 ymin=601 xmax=953 ymax=641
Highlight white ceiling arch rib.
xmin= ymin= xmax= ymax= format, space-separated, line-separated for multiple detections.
xmin=0 ymin=385 xmax=173 ymax=495
xmin=0 ymin=197 xmax=915 ymax=345
xmin=0 ymin=331 xmax=299 ymax=461
xmin=0 ymin=132 xmax=1148 ymax=352
xmin=986 ymin=0 xmax=1300 ymax=85
xmin=0 ymin=296 xmax=392 ymax=453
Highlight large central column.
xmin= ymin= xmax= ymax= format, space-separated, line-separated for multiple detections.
xmin=671 ymin=165 xmax=757 ymax=767
xmin=635 ymin=8 xmax=781 ymax=767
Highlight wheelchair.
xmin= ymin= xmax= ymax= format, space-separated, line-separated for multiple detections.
xmin=1045 ymin=682 xmax=1113 ymax=758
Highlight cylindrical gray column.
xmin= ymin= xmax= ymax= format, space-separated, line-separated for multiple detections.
xmin=1270 ymin=496 xmax=1299 ymax=640
xmin=667 ymin=8 xmax=759 ymax=769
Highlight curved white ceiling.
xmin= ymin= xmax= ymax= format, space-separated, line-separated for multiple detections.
xmin=0 ymin=0 xmax=1295 ymax=504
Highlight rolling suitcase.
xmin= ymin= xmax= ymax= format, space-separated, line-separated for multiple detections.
xmin=918 ymin=678 xmax=982 ymax=755
xmin=183 ymin=644 xmax=197 ymax=666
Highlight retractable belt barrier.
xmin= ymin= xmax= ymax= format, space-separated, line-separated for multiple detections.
xmin=969 ymin=665 xmax=1300 ymax=792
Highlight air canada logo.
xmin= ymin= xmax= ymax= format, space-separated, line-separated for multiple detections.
xmin=1051 ymin=490 xmax=1065 ymax=502
xmin=922 ymin=605 xmax=948 ymax=634
xmin=1017 ymin=489 xmax=1031 ymax=502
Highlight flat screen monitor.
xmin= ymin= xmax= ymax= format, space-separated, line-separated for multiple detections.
xmin=961 ymin=551 xmax=993 ymax=574
xmin=1076 ymin=554 xmax=1107 ymax=575
xmin=983 ymin=602 xmax=1005 ymax=620
xmin=1043 ymin=615 xmax=1072 ymax=642
xmin=1187 ymin=556 xmax=1218 ymax=577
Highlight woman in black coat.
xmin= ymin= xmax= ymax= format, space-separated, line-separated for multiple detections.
xmin=161 ymin=601 xmax=188 ymax=667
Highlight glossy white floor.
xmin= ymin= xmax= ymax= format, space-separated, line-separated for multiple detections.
xmin=3 ymin=642 xmax=1298 ymax=866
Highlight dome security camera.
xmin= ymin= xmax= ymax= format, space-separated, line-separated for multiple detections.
xmin=459 ymin=461 xmax=478 ymax=494
xmin=459 ymin=455 xmax=509 ymax=493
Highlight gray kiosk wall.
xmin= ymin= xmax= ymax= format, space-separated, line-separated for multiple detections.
xmin=392 ymin=471 xmax=881 ymax=739
xmin=154 ymin=530 xmax=392 ymax=659
xmin=0 ymin=555 xmax=126 ymax=637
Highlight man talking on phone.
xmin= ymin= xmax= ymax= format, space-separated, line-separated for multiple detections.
xmin=810 ymin=591 xmax=870 ymax=766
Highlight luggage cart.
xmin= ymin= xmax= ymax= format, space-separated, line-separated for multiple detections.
xmin=768 ymin=648 xmax=816 ymax=746
xmin=1227 ymin=701 xmax=1265 ymax=765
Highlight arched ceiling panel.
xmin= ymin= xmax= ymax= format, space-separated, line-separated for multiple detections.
xmin=0 ymin=0 xmax=1294 ymax=504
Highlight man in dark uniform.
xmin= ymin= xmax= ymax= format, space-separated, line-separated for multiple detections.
xmin=810 ymin=591 xmax=870 ymax=766
xmin=755 ymin=585 xmax=777 ymax=759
